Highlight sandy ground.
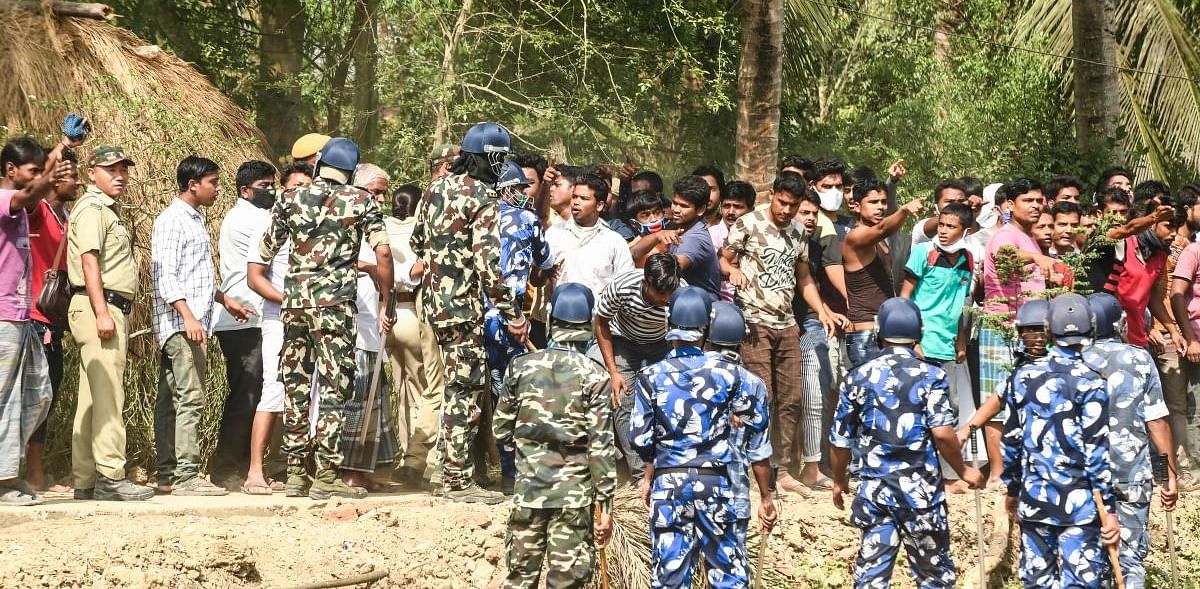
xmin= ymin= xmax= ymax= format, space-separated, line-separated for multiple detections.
xmin=0 ymin=486 xmax=1196 ymax=588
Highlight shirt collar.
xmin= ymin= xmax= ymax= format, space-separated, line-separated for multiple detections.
xmin=83 ymin=184 xmax=116 ymax=207
xmin=1050 ymin=345 xmax=1083 ymax=359
xmin=172 ymin=197 xmax=205 ymax=221
xmin=881 ymin=345 xmax=917 ymax=358
xmin=667 ymin=346 xmax=705 ymax=359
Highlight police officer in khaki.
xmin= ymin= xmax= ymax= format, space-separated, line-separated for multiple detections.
xmin=66 ymin=146 xmax=154 ymax=501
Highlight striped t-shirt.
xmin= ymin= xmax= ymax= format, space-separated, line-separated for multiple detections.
xmin=595 ymin=269 xmax=670 ymax=344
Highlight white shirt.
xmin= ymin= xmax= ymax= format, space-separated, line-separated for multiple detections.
xmin=385 ymin=217 xmax=418 ymax=292
xmin=150 ymin=198 xmax=215 ymax=347
xmin=245 ymin=226 xmax=290 ymax=320
xmin=545 ymin=219 xmax=634 ymax=302
xmin=911 ymin=216 xmax=936 ymax=248
xmin=214 ymin=199 xmax=266 ymax=331
xmin=356 ymin=243 xmax=382 ymax=352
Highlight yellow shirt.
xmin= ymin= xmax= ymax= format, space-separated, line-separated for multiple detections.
xmin=67 ymin=185 xmax=138 ymax=297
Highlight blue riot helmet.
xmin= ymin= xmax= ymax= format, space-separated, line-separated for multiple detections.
xmin=708 ymin=302 xmax=747 ymax=347
xmin=550 ymin=283 xmax=594 ymax=323
xmin=549 ymin=283 xmax=594 ymax=344
xmin=1014 ymin=300 xmax=1050 ymax=329
xmin=1014 ymin=299 xmax=1050 ymax=357
xmin=666 ymin=286 xmax=711 ymax=343
xmin=462 ymin=122 xmax=512 ymax=177
xmin=1086 ymin=292 xmax=1123 ymax=340
xmin=315 ymin=137 xmax=360 ymax=178
xmin=1048 ymin=293 xmax=1093 ymax=345
xmin=876 ymin=297 xmax=922 ymax=345
xmin=495 ymin=160 xmax=532 ymax=209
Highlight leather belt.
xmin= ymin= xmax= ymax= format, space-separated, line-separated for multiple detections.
xmin=654 ymin=465 xmax=728 ymax=478
xmin=394 ymin=291 xmax=417 ymax=304
xmin=72 ymin=287 xmax=133 ymax=315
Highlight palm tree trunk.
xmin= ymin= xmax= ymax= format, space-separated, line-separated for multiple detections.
xmin=256 ymin=0 xmax=307 ymax=162
xmin=433 ymin=0 xmax=474 ymax=146
xmin=1072 ymin=0 xmax=1125 ymax=163
xmin=351 ymin=0 xmax=382 ymax=151
xmin=735 ymin=0 xmax=784 ymax=200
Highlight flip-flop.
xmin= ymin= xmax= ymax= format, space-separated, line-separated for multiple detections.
xmin=241 ymin=482 xmax=273 ymax=496
xmin=806 ymin=476 xmax=835 ymax=492
xmin=269 ymin=480 xmax=286 ymax=492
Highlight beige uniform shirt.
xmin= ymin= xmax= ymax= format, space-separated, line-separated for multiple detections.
xmin=67 ymin=185 xmax=138 ymax=297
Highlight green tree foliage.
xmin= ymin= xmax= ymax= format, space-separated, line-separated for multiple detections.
xmin=104 ymin=0 xmax=1200 ymax=193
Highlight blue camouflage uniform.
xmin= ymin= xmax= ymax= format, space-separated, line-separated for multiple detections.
xmin=630 ymin=346 xmax=767 ymax=589
xmin=709 ymin=351 xmax=773 ymax=547
xmin=485 ymin=201 xmax=552 ymax=478
xmin=1002 ymin=345 xmax=1114 ymax=589
xmin=830 ymin=345 xmax=958 ymax=589
xmin=1083 ymin=339 xmax=1167 ymax=589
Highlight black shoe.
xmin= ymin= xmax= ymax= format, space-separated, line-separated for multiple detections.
xmin=73 ymin=488 xmax=94 ymax=500
xmin=500 ymin=477 xmax=515 ymax=496
xmin=95 ymin=476 xmax=154 ymax=501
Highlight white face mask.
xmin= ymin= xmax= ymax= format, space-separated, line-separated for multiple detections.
xmin=819 ymin=188 xmax=844 ymax=212
xmin=937 ymin=235 xmax=968 ymax=253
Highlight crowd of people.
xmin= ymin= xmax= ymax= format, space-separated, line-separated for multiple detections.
xmin=0 ymin=115 xmax=1194 ymax=589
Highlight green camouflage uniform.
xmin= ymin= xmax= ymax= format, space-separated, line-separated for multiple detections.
xmin=493 ymin=345 xmax=616 ymax=589
xmin=259 ymin=177 xmax=387 ymax=478
xmin=410 ymin=172 xmax=520 ymax=490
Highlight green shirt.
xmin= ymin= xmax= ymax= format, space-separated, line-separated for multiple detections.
xmin=904 ymin=241 xmax=974 ymax=361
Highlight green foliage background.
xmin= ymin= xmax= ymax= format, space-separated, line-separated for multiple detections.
xmin=99 ymin=0 xmax=1200 ymax=195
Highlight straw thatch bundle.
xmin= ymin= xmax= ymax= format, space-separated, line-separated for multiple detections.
xmin=603 ymin=487 xmax=791 ymax=589
xmin=0 ymin=2 xmax=271 ymax=479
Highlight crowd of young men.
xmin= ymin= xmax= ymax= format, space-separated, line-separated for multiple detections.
xmin=0 ymin=115 xmax=1192 ymax=589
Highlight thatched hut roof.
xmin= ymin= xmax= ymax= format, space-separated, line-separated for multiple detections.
xmin=0 ymin=3 xmax=270 ymax=353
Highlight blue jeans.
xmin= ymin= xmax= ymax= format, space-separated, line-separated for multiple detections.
xmin=845 ymin=329 xmax=880 ymax=368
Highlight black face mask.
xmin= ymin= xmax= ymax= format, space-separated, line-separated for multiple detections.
xmin=249 ymin=187 xmax=276 ymax=210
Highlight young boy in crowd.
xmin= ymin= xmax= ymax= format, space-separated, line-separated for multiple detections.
xmin=494 ymin=283 xmax=615 ymax=588
xmin=623 ymin=190 xmax=670 ymax=265
xmin=666 ymin=175 xmax=721 ymax=298
xmin=709 ymin=181 xmax=755 ymax=302
xmin=831 ymin=297 xmax=982 ymax=588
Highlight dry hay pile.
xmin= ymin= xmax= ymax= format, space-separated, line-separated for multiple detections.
xmin=0 ymin=2 xmax=271 ymax=481
xmin=603 ymin=487 xmax=791 ymax=589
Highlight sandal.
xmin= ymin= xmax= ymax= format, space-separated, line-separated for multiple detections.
xmin=241 ymin=481 xmax=273 ymax=496
xmin=806 ymin=476 xmax=835 ymax=492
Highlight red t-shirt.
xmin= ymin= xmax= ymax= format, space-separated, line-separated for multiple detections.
xmin=1104 ymin=235 xmax=1166 ymax=347
xmin=27 ymin=200 xmax=67 ymax=325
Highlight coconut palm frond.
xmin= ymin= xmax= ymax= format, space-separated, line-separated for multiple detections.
xmin=782 ymin=0 xmax=838 ymax=81
xmin=1113 ymin=0 xmax=1200 ymax=172
xmin=1011 ymin=0 xmax=1073 ymax=75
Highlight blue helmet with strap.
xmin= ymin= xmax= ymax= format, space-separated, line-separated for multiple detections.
xmin=1015 ymin=299 xmax=1050 ymax=329
xmin=708 ymin=302 xmax=747 ymax=347
xmin=461 ymin=122 xmax=511 ymax=155
xmin=495 ymin=160 xmax=532 ymax=208
xmin=876 ymin=297 xmax=922 ymax=344
xmin=668 ymin=286 xmax=712 ymax=330
xmin=315 ymin=137 xmax=360 ymax=173
xmin=550 ymin=283 xmax=594 ymax=324
xmin=1086 ymin=292 xmax=1122 ymax=340
xmin=1049 ymin=293 xmax=1093 ymax=345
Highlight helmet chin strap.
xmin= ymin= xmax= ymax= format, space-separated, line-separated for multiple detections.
xmin=318 ymin=166 xmax=351 ymax=185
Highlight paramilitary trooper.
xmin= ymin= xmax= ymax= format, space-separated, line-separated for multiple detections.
xmin=411 ymin=122 xmax=527 ymax=504
xmin=1002 ymin=293 xmax=1119 ymax=589
xmin=493 ymin=283 xmax=616 ymax=589
xmin=630 ymin=287 xmax=768 ymax=589
xmin=959 ymin=300 xmax=1050 ymax=446
xmin=258 ymin=137 xmax=393 ymax=500
xmin=485 ymin=160 xmax=552 ymax=494
xmin=706 ymin=301 xmax=778 ymax=557
xmin=1084 ymin=292 xmax=1178 ymax=588
xmin=830 ymin=297 xmax=982 ymax=589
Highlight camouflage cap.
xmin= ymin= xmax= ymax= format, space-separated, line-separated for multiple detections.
xmin=550 ymin=321 xmax=592 ymax=343
xmin=429 ymin=144 xmax=459 ymax=166
xmin=88 ymin=145 xmax=135 ymax=168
